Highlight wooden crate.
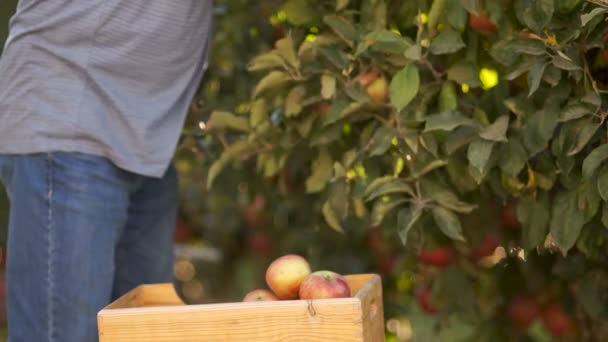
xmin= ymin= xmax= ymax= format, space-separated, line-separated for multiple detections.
xmin=98 ymin=273 xmax=384 ymax=342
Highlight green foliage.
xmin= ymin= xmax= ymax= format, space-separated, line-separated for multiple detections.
xmin=189 ymin=0 xmax=608 ymax=339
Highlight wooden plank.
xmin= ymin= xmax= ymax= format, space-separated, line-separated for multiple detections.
xmin=99 ymin=298 xmax=364 ymax=341
xmin=98 ymin=274 xmax=384 ymax=342
xmin=358 ymin=275 xmax=385 ymax=342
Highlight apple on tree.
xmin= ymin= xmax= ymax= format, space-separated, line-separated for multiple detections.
xmin=299 ymin=271 xmax=351 ymax=300
xmin=417 ymin=246 xmax=454 ymax=267
xmin=357 ymin=68 xmax=388 ymax=104
xmin=507 ymin=294 xmax=541 ymax=329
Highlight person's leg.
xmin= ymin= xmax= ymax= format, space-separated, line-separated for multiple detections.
xmin=0 ymin=152 xmax=133 ymax=342
xmin=111 ymin=164 xmax=178 ymax=299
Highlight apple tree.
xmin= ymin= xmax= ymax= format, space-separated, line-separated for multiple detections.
xmin=188 ymin=0 xmax=608 ymax=340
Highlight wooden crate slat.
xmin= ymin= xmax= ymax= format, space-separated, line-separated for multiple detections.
xmin=98 ymin=273 xmax=384 ymax=342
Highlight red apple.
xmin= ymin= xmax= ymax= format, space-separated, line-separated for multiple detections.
xmin=265 ymin=254 xmax=312 ymax=299
xmin=417 ymin=246 xmax=454 ymax=267
xmin=470 ymin=232 xmax=500 ymax=261
xmin=358 ymin=69 xmax=380 ymax=87
xmin=244 ymin=194 xmax=270 ymax=228
xmin=501 ymin=203 xmax=520 ymax=230
xmin=316 ymin=102 xmax=330 ymax=118
xmin=469 ymin=8 xmax=497 ymax=34
xmin=508 ymin=294 xmax=541 ymax=329
xmin=366 ymin=77 xmax=389 ymax=104
xmin=542 ymin=303 xmax=575 ymax=337
xmin=243 ymin=289 xmax=279 ymax=302
xmin=415 ymin=287 xmax=438 ymax=314
xmin=248 ymin=231 xmax=272 ymax=256
xmin=298 ymin=271 xmax=351 ymax=300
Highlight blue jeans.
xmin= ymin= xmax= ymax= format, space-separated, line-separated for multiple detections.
xmin=0 ymin=152 xmax=178 ymax=342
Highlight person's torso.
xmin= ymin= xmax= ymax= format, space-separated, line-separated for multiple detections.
xmin=0 ymin=0 xmax=213 ymax=177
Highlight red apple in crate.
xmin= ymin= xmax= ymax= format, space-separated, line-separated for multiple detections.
xmin=243 ymin=289 xmax=278 ymax=302
xmin=299 ymin=271 xmax=351 ymax=300
xmin=265 ymin=254 xmax=312 ymax=299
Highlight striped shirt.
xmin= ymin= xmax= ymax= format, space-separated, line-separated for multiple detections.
xmin=0 ymin=0 xmax=213 ymax=177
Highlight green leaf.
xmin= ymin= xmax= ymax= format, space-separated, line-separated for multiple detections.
xmin=552 ymin=53 xmax=581 ymax=71
xmin=582 ymin=144 xmax=608 ymax=179
xmin=369 ymin=126 xmax=394 ymax=156
xmin=597 ymin=165 xmax=608 ymax=201
xmin=285 ymin=85 xmax=306 ymax=117
xmin=319 ymin=45 xmax=349 ymax=69
xmin=499 ymin=138 xmax=528 ymax=177
xmin=371 ymin=198 xmax=408 ymax=226
xmin=336 ymin=0 xmax=349 ymax=11
xmin=459 ymin=0 xmax=477 ymax=13
xmin=432 ymin=206 xmax=466 ymax=242
xmin=363 ymin=30 xmax=413 ymax=54
xmin=207 ymin=159 xmax=226 ymax=190
xmin=421 ymin=179 xmax=477 ymax=213
xmin=536 ymin=0 xmax=554 ymax=27
xmin=282 ymin=0 xmax=317 ymax=26
xmin=447 ymin=156 xmax=478 ymax=192
xmin=406 ymin=160 xmax=448 ymax=181
xmin=567 ymin=121 xmax=600 ymax=156
xmin=578 ymin=178 xmax=601 ymax=221
xmin=321 ymin=74 xmax=336 ymax=100
xmin=504 ymin=58 xmax=537 ymax=80
xmin=447 ymin=0 xmax=467 ymax=31
xmin=420 ymin=133 xmax=439 ymax=157
xmin=550 ymin=190 xmax=586 ymax=254
xmin=427 ymin=0 xmax=448 ymax=36
xmin=322 ymin=200 xmax=344 ymax=233
xmin=363 ymin=175 xmax=396 ymax=198
xmin=509 ymin=39 xmax=547 ymax=56
xmin=582 ymin=92 xmax=602 ymax=107
xmin=324 ymin=15 xmax=358 ymax=47
xmin=207 ymin=140 xmax=255 ymax=189
xmin=389 ymin=64 xmax=420 ymax=111
xmin=208 ymin=111 xmax=250 ymax=132
xmin=344 ymin=81 xmax=371 ymax=103
xmin=404 ymin=44 xmax=422 ymax=61
xmin=559 ymin=103 xmax=593 ymax=122
xmin=447 ymin=61 xmax=481 ymax=87
xmin=429 ymin=28 xmax=466 ymax=55
xmin=439 ymin=82 xmax=458 ymax=113
xmin=253 ymin=71 xmax=292 ymax=97
xmin=311 ymin=124 xmax=342 ymax=146
xmin=322 ymin=96 xmax=349 ymax=126
xmin=523 ymin=107 xmax=559 ymax=156
xmin=527 ymin=62 xmax=546 ymax=97
xmin=581 ymin=7 xmax=607 ymax=26
xmin=364 ymin=179 xmax=414 ymax=201
xmin=468 ymin=139 xmax=495 ymax=175
xmin=247 ymin=52 xmax=287 ymax=72
xmin=517 ymin=193 xmax=550 ymax=250
xmin=491 ymin=40 xmax=546 ymax=65
xmin=398 ymin=205 xmax=423 ymax=246
xmin=275 ymin=35 xmax=300 ymax=70
xmin=424 ymin=112 xmax=478 ymax=132
xmin=305 ymin=148 xmax=333 ymax=193
xmin=250 ymin=99 xmax=268 ymax=128
xmin=479 ymin=116 xmax=509 ymax=142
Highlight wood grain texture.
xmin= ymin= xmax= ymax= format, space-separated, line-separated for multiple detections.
xmin=98 ymin=274 xmax=384 ymax=342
